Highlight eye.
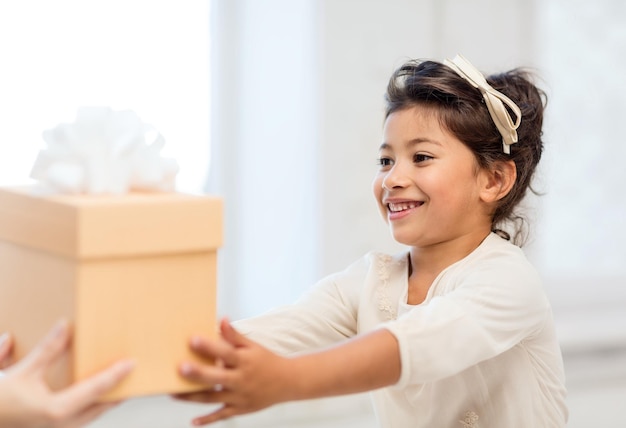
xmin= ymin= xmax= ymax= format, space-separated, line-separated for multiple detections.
xmin=376 ymin=157 xmax=394 ymax=168
xmin=413 ymin=153 xmax=433 ymax=163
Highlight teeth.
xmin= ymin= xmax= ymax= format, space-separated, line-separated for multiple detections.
xmin=388 ymin=202 xmax=420 ymax=212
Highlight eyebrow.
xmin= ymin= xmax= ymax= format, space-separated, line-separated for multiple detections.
xmin=378 ymin=138 xmax=442 ymax=151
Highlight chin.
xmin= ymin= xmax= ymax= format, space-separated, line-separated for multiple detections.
xmin=390 ymin=232 xmax=420 ymax=247
xmin=392 ymin=230 xmax=441 ymax=248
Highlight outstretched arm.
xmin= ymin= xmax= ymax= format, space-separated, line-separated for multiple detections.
xmin=0 ymin=320 xmax=134 ymax=428
xmin=177 ymin=318 xmax=401 ymax=426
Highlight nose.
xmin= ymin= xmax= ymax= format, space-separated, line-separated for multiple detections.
xmin=381 ymin=163 xmax=410 ymax=190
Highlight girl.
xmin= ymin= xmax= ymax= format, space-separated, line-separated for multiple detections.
xmin=177 ymin=55 xmax=568 ymax=427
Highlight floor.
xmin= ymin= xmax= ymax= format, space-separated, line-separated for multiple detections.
xmin=88 ymin=393 xmax=378 ymax=428
xmin=561 ymin=347 xmax=626 ymax=428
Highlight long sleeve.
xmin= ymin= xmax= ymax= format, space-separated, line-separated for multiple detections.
xmin=233 ymin=255 xmax=371 ymax=356
xmin=369 ymin=234 xmax=566 ymax=427
xmin=383 ymin=251 xmax=550 ymax=386
xmin=230 ymin=234 xmax=568 ymax=427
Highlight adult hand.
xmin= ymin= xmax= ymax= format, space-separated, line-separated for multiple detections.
xmin=175 ymin=318 xmax=295 ymax=426
xmin=0 ymin=329 xmax=13 ymax=369
xmin=0 ymin=320 xmax=134 ymax=428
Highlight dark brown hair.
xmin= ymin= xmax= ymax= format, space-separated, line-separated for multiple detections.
xmin=385 ymin=59 xmax=546 ymax=245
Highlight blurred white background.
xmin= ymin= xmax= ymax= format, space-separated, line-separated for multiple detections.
xmin=0 ymin=0 xmax=210 ymax=194
xmin=1 ymin=0 xmax=624 ymax=426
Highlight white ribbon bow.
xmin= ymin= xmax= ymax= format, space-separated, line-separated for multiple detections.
xmin=444 ymin=54 xmax=521 ymax=154
xmin=30 ymin=107 xmax=179 ymax=194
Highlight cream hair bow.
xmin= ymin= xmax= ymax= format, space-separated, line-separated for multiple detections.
xmin=444 ymin=54 xmax=521 ymax=154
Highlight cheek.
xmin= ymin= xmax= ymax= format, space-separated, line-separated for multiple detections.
xmin=372 ymin=175 xmax=383 ymax=200
xmin=431 ymin=174 xmax=478 ymax=209
xmin=371 ymin=175 xmax=388 ymax=219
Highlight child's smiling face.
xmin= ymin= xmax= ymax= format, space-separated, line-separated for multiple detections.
xmin=372 ymin=105 xmax=494 ymax=249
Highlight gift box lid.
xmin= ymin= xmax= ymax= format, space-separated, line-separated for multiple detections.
xmin=0 ymin=186 xmax=222 ymax=259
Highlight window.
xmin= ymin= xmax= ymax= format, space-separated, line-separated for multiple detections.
xmin=0 ymin=1 xmax=210 ymax=193
xmin=535 ymin=1 xmax=626 ymax=294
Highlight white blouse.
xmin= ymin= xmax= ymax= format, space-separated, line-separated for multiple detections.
xmin=235 ymin=233 xmax=568 ymax=427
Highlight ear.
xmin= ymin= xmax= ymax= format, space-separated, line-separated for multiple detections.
xmin=479 ymin=160 xmax=516 ymax=203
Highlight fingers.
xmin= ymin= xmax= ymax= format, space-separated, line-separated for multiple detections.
xmin=173 ymin=389 xmax=230 ymax=404
xmin=15 ymin=319 xmax=70 ymax=376
xmin=54 ymin=359 xmax=135 ymax=415
xmin=0 ymin=332 xmax=13 ymax=368
xmin=192 ymin=405 xmax=238 ymax=426
xmin=179 ymin=360 xmax=231 ymax=389
xmin=172 ymin=390 xmax=214 ymax=403
xmin=60 ymin=402 xmax=119 ymax=428
xmin=190 ymin=335 xmax=238 ymax=368
xmin=187 ymin=318 xmax=246 ymax=369
xmin=219 ymin=319 xmax=249 ymax=348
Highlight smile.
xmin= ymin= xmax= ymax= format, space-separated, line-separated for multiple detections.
xmin=387 ymin=201 xmax=423 ymax=212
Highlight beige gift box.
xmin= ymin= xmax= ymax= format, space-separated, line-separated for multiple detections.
xmin=0 ymin=186 xmax=222 ymax=400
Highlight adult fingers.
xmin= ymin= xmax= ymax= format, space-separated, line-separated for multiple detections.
xmin=53 ymin=359 xmax=134 ymax=416
xmin=0 ymin=332 xmax=13 ymax=368
xmin=61 ymin=402 xmax=119 ymax=428
xmin=15 ymin=319 xmax=70 ymax=375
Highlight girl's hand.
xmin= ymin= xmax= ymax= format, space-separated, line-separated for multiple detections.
xmin=176 ymin=318 xmax=401 ymax=426
xmin=175 ymin=318 xmax=296 ymax=426
xmin=0 ymin=320 xmax=134 ymax=428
